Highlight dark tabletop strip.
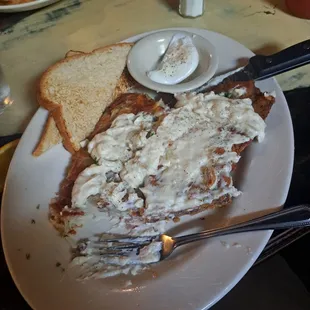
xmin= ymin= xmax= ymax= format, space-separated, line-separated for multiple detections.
xmin=0 ymin=12 xmax=36 ymax=33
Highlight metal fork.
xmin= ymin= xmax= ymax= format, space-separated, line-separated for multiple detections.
xmin=76 ymin=205 xmax=310 ymax=263
xmin=0 ymin=65 xmax=13 ymax=115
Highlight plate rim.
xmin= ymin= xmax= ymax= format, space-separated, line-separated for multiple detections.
xmin=0 ymin=0 xmax=60 ymax=12
xmin=1 ymin=27 xmax=294 ymax=310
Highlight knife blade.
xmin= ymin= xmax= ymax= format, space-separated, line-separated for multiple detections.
xmin=195 ymin=39 xmax=310 ymax=93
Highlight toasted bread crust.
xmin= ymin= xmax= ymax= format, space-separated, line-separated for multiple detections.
xmin=50 ymin=107 xmax=77 ymax=154
xmin=64 ymin=50 xmax=85 ymax=58
xmin=33 ymin=51 xmax=86 ymax=157
xmin=38 ymin=43 xmax=134 ymax=154
xmin=32 ymin=115 xmax=60 ymax=156
xmin=113 ymin=67 xmax=138 ymax=98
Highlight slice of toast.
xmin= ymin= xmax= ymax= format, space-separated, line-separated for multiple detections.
xmin=38 ymin=43 xmax=133 ymax=154
xmin=33 ymin=51 xmax=85 ymax=157
xmin=49 ymin=85 xmax=275 ymax=235
xmin=33 ymin=46 xmax=136 ymax=156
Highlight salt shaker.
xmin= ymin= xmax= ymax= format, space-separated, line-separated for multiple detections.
xmin=179 ymin=0 xmax=205 ymax=18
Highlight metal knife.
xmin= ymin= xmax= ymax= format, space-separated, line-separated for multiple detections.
xmin=195 ymin=39 xmax=310 ymax=93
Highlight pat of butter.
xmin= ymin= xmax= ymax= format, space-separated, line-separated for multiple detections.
xmin=147 ymin=34 xmax=199 ymax=85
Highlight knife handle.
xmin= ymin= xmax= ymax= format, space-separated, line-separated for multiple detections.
xmin=250 ymin=39 xmax=310 ymax=81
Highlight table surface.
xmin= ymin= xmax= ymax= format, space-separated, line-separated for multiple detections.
xmin=0 ymin=0 xmax=310 ymax=136
xmin=0 ymin=1 xmax=310 ymax=309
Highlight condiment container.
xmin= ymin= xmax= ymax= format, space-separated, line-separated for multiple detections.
xmin=179 ymin=0 xmax=205 ymax=18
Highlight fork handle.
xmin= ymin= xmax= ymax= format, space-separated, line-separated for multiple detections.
xmin=174 ymin=205 xmax=310 ymax=247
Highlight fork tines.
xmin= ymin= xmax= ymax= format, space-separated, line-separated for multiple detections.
xmin=76 ymin=235 xmax=158 ymax=257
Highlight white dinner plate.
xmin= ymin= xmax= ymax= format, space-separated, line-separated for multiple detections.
xmin=0 ymin=0 xmax=60 ymax=13
xmin=1 ymin=28 xmax=294 ymax=310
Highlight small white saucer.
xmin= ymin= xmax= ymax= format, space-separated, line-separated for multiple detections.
xmin=127 ymin=30 xmax=219 ymax=94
